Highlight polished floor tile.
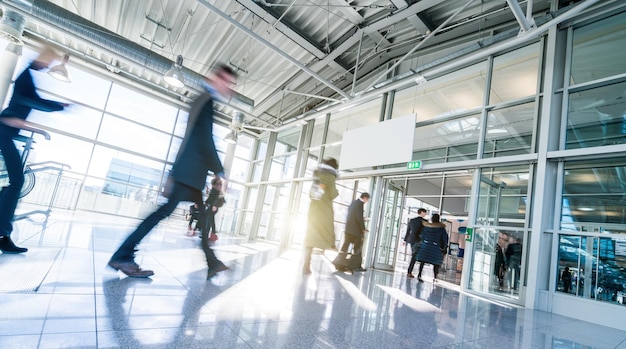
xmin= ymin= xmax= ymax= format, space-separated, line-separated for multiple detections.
xmin=0 ymin=210 xmax=624 ymax=348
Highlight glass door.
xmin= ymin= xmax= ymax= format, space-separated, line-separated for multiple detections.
xmin=373 ymin=180 xmax=404 ymax=271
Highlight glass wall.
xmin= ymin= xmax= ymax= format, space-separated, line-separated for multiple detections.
xmin=470 ymin=165 xmax=531 ymax=301
xmin=554 ymin=10 xmax=626 ymax=310
xmin=10 ymin=45 xmax=250 ymax=233
xmin=566 ymin=11 xmax=626 ymax=149
xmin=396 ymin=42 xmax=540 ymax=167
xmin=557 ymin=160 xmax=626 ymax=306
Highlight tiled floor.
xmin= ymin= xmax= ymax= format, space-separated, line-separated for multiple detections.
xmin=1 ymin=210 xmax=625 ymax=348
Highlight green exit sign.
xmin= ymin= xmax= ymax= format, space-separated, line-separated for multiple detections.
xmin=407 ymin=160 xmax=422 ymax=170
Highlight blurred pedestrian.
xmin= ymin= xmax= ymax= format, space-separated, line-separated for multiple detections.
xmin=108 ymin=63 xmax=236 ymax=278
xmin=0 ymin=46 xmax=68 ymax=254
xmin=302 ymin=158 xmax=339 ymax=275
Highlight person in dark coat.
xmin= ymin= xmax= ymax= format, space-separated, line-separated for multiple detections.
xmin=0 ymin=46 xmax=68 ymax=254
xmin=203 ymin=176 xmax=225 ymax=240
xmin=302 ymin=158 xmax=339 ymax=275
xmin=404 ymin=208 xmax=427 ymax=278
xmin=495 ymin=232 xmax=508 ymax=290
xmin=561 ymin=266 xmax=572 ymax=293
xmin=108 ymin=64 xmax=236 ymax=278
xmin=416 ymin=214 xmax=449 ymax=282
xmin=505 ymin=236 xmax=523 ymax=290
xmin=335 ymin=192 xmax=370 ymax=272
xmin=187 ymin=203 xmax=200 ymax=235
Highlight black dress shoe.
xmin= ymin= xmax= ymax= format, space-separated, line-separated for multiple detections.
xmin=0 ymin=236 xmax=27 ymax=254
xmin=207 ymin=264 xmax=229 ymax=279
xmin=108 ymin=260 xmax=154 ymax=278
xmin=354 ymin=267 xmax=367 ymax=272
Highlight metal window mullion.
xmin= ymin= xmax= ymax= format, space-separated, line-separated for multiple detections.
xmin=560 ymin=26 xmax=574 ymax=150
xmin=249 ymin=132 xmax=277 ymax=240
xmin=234 ymin=138 xmax=261 ymax=237
xmin=478 ymin=57 xmax=494 ymax=160
xmin=280 ymin=123 xmax=311 ymax=250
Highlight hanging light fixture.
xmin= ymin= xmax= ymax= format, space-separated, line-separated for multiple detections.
xmin=0 ymin=10 xmax=26 ymax=44
xmin=223 ymin=112 xmax=244 ymax=144
xmin=48 ymin=54 xmax=72 ymax=82
xmin=223 ymin=130 xmax=238 ymax=144
xmin=163 ymin=54 xmax=184 ymax=88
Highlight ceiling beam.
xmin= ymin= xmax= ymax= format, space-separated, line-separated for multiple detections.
xmin=198 ymin=0 xmax=351 ymax=100
xmin=251 ymin=0 xmax=443 ymax=117
xmin=235 ymin=0 xmax=327 ymax=59
xmin=329 ymin=0 xmax=363 ymax=25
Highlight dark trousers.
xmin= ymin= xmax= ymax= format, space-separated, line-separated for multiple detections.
xmin=110 ymin=182 xmax=222 ymax=269
xmin=418 ymin=262 xmax=440 ymax=278
xmin=340 ymin=233 xmax=363 ymax=255
xmin=0 ymin=134 xmax=24 ymax=236
xmin=203 ymin=207 xmax=217 ymax=233
xmin=188 ymin=215 xmax=198 ymax=228
xmin=407 ymin=242 xmax=420 ymax=274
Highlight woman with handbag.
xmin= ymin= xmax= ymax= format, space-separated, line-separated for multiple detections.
xmin=302 ymin=158 xmax=339 ymax=275
xmin=416 ymin=214 xmax=449 ymax=283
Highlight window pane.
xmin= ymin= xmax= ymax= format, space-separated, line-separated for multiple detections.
xmin=87 ymin=145 xmax=165 ymax=181
xmin=557 ymin=235 xmax=626 ymax=306
xmin=173 ymin=110 xmax=187 ymax=137
xmin=25 ymin=48 xmax=111 ymax=109
xmin=392 ymin=62 xmax=486 ymax=121
xmin=561 ymin=160 xmax=626 ymax=227
xmin=275 ymin=127 xmax=301 ymax=156
xmin=24 ymin=132 xmax=94 ymax=174
xmin=28 ymin=93 xmax=102 ymax=139
xmin=327 ymin=98 xmax=382 ymax=144
xmin=484 ymin=102 xmax=536 ymax=158
xmin=468 ymin=228 xmax=524 ymax=298
xmin=489 ymin=43 xmax=540 ymax=105
xmin=235 ymin=134 xmax=255 ymax=160
xmin=414 ymin=114 xmax=481 ymax=162
xmin=269 ymin=154 xmax=296 ymax=180
xmin=477 ymin=166 xmax=529 ymax=226
xmin=566 ymin=82 xmax=626 ymax=149
xmin=98 ymin=114 xmax=171 ymax=159
xmin=106 ymin=84 xmax=178 ymax=132
xmin=571 ymin=12 xmax=626 ymax=85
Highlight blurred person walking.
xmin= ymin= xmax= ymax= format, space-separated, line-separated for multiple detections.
xmin=416 ymin=214 xmax=449 ymax=283
xmin=334 ymin=192 xmax=370 ymax=272
xmin=404 ymin=208 xmax=427 ymax=278
xmin=0 ymin=46 xmax=68 ymax=253
xmin=302 ymin=158 xmax=339 ymax=275
xmin=108 ymin=64 xmax=236 ymax=278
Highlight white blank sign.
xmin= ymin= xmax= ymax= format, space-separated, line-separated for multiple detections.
xmin=339 ymin=114 xmax=415 ymax=170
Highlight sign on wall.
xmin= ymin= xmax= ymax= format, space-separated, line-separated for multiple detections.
xmin=339 ymin=114 xmax=415 ymax=170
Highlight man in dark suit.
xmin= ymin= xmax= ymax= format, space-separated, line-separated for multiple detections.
xmin=404 ymin=208 xmax=427 ymax=278
xmin=337 ymin=192 xmax=370 ymax=272
xmin=0 ymin=46 xmax=68 ymax=254
xmin=108 ymin=64 xmax=236 ymax=278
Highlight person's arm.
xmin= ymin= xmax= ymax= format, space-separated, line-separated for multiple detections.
xmin=13 ymin=70 xmax=67 ymax=112
xmin=0 ymin=117 xmax=50 ymax=139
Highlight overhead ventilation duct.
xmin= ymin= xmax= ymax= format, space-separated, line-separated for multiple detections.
xmin=0 ymin=9 xmax=25 ymax=44
xmin=1 ymin=0 xmax=254 ymax=110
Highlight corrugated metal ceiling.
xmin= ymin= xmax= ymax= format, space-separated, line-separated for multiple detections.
xmin=1 ymin=0 xmax=563 ymax=132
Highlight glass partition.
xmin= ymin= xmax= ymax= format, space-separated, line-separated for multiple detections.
xmin=561 ymin=160 xmax=626 ymax=228
xmin=476 ymin=166 xmax=530 ymax=227
xmin=566 ymin=81 xmax=626 ymax=149
xmin=391 ymin=63 xmax=487 ymax=121
xmin=412 ymin=113 xmax=481 ymax=165
xmin=469 ymin=227 xmax=525 ymax=300
xmin=570 ymin=11 xmax=626 ymax=85
xmin=489 ymin=42 xmax=540 ymax=105
xmin=483 ymin=102 xmax=536 ymax=158
xmin=557 ymin=234 xmax=626 ymax=306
